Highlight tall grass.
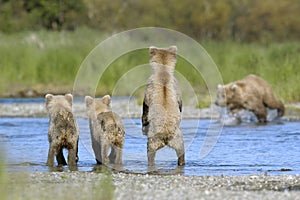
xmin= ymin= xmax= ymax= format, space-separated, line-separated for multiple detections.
xmin=0 ymin=27 xmax=105 ymax=95
xmin=0 ymin=28 xmax=299 ymax=103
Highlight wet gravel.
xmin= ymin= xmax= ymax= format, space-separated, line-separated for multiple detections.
xmin=4 ymin=172 xmax=300 ymax=200
xmin=0 ymin=100 xmax=218 ymax=119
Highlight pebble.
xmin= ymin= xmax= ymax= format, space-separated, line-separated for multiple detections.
xmin=5 ymin=172 xmax=300 ymax=200
xmin=0 ymin=101 xmax=299 ymax=121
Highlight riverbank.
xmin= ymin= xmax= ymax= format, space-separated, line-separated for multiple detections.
xmin=4 ymin=171 xmax=300 ymax=200
xmin=0 ymin=97 xmax=214 ymax=118
xmin=0 ymin=99 xmax=299 ymax=120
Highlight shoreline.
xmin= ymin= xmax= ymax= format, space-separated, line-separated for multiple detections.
xmin=0 ymin=99 xmax=217 ymax=119
xmin=4 ymin=171 xmax=300 ymax=200
xmin=0 ymin=99 xmax=299 ymax=121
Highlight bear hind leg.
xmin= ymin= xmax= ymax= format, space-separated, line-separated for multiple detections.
xmin=112 ymin=146 xmax=123 ymax=165
xmin=46 ymin=143 xmax=55 ymax=166
xmin=101 ymin=142 xmax=110 ymax=164
xmin=168 ymin=129 xmax=185 ymax=166
xmin=68 ymin=147 xmax=78 ymax=167
xmin=92 ymin=141 xmax=102 ymax=164
xmin=265 ymin=100 xmax=285 ymax=117
xmin=263 ymin=94 xmax=285 ymax=117
xmin=109 ymin=147 xmax=116 ymax=164
xmin=147 ymin=137 xmax=164 ymax=166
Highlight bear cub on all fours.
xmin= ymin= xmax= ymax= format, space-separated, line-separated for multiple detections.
xmin=142 ymin=45 xmax=185 ymax=166
xmin=215 ymin=74 xmax=285 ymax=123
xmin=85 ymin=95 xmax=125 ymax=165
xmin=45 ymin=94 xmax=79 ymax=167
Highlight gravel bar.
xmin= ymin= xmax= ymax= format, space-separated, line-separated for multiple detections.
xmin=4 ymin=171 xmax=300 ymax=200
xmin=0 ymin=100 xmax=218 ymax=119
xmin=0 ymin=100 xmax=299 ymax=120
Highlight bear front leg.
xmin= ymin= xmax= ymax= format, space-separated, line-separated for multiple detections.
xmin=277 ymin=101 xmax=285 ymax=117
xmin=253 ymin=104 xmax=267 ymax=123
xmin=46 ymin=144 xmax=55 ymax=166
xmin=56 ymin=147 xmax=67 ymax=166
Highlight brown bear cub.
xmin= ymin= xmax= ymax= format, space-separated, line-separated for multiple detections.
xmin=142 ymin=45 xmax=185 ymax=166
xmin=45 ymin=94 xmax=79 ymax=167
xmin=85 ymin=95 xmax=125 ymax=165
xmin=215 ymin=74 xmax=285 ymax=123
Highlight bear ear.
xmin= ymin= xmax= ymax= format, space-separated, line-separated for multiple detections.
xmin=65 ymin=93 xmax=73 ymax=106
xmin=102 ymin=95 xmax=111 ymax=106
xmin=45 ymin=94 xmax=54 ymax=109
xmin=230 ymin=83 xmax=238 ymax=91
xmin=45 ymin=94 xmax=53 ymax=101
xmin=85 ymin=96 xmax=94 ymax=107
xmin=149 ymin=46 xmax=157 ymax=56
xmin=168 ymin=45 xmax=177 ymax=54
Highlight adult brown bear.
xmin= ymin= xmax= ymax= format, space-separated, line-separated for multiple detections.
xmin=215 ymin=74 xmax=285 ymax=123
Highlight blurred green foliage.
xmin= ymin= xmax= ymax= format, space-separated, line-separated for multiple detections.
xmin=0 ymin=0 xmax=85 ymax=32
xmin=0 ymin=29 xmax=299 ymax=102
xmin=0 ymin=0 xmax=299 ymax=103
xmin=1 ymin=0 xmax=300 ymax=42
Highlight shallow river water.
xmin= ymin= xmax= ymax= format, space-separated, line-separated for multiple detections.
xmin=1 ymin=115 xmax=299 ymax=176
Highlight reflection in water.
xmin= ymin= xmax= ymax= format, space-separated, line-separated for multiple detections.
xmin=0 ymin=117 xmax=299 ymax=176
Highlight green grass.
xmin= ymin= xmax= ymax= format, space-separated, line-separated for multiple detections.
xmin=0 ymin=28 xmax=299 ymax=104
xmin=0 ymin=27 xmax=106 ymax=95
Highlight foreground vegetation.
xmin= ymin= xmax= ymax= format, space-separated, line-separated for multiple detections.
xmin=0 ymin=28 xmax=299 ymax=103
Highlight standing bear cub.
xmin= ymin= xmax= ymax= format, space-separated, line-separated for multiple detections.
xmin=85 ymin=95 xmax=125 ymax=165
xmin=45 ymin=94 xmax=79 ymax=167
xmin=215 ymin=74 xmax=285 ymax=123
xmin=142 ymin=45 xmax=185 ymax=166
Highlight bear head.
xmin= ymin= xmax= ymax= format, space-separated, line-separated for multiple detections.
xmin=45 ymin=93 xmax=73 ymax=113
xmin=85 ymin=95 xmax=111 ymax=117
xmin=149 ymin=45 xmax=177 ymax=68
xmin=215 ymin=83 xmax=244 ymax=107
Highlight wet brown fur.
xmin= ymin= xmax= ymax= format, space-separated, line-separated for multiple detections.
xmin=45 ymin=94 xmax=79 ymax=167
xmin=85 ymin=95 xmax=125 ymax=165
xmin=215 ymin=74 xmax=285 ymax=122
